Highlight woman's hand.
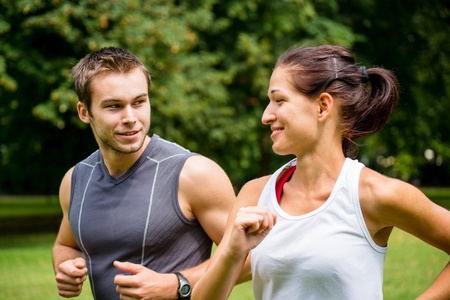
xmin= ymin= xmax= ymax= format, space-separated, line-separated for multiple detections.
xmin=226 ymin=206 xmax=277 ymax=259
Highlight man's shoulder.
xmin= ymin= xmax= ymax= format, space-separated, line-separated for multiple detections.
xmin=149 ymin=135 xmax=193 ymax=159
xmin=71 ymin=150 xmax=101 ymax=181
xmin=77 ymin=149 xmax=101 ymax=166
xmin=180 ymin=155 xmax=217 ymax=179
xmin=179 ymin=155 xmax=233 ymax=199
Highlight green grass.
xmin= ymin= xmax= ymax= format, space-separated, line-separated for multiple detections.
xmin=0 ymin=189 xmax=448 ymax=299
xmin=383 ymin=228 xmax=448 ymax=299
xmin=420 ymin=187 xmax=450 ymax=209
xmin=0 ymin=230 xmax=447 ymax=300
xmin=0 ymin=196 xmax=61 ymax=217
xmin=0 ymin=233 xmax=92 ymax=300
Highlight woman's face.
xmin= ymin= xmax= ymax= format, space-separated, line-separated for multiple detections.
xmin=262 ymin=67 xmax=321 ymax=156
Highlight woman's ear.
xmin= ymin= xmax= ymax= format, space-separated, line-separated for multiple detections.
xmin=317 ymin=92 xmax=334 ymax=121
xmin=77 ymin=102 xmax=92 ymax=124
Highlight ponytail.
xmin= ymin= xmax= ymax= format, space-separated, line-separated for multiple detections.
xmin=275 ymin=45 xmax=400 ymax=157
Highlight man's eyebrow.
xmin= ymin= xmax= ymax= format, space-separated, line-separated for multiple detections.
xmin=134 ymin=93 xmax=148 ymax=99
xmin=99 ymin=98 xmax=120 ymax=104
xmin=100 ymin=93 xmax=148 ymax=104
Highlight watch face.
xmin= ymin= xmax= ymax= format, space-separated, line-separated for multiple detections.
xmin=180 ymin=284 xmax=191 ymax=296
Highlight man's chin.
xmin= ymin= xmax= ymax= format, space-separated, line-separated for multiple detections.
xmin=120 ymin=144 xmax=144 ymax=154
xmin=108 ymin=142 xmax=144 ymax=155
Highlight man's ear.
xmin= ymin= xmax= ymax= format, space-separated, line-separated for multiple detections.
xmin=77 ymin=102 xmax=91 ymax=124
xmin=317 ymin=92 xmax=334 ymax=121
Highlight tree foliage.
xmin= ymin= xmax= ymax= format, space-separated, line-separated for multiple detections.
xmin=0 ymin=0 xmax=448 ymax=194
xmin=337 ymin=0 xmax=450 ymax=183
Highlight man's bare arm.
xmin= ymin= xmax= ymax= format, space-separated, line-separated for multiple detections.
xmin=52 ymin=168 xmax=88 ymax=298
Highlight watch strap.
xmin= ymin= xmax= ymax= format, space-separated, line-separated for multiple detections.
xmin=174 ymin=272 xmax=191 ymax=299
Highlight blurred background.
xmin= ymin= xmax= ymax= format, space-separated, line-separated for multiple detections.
xmin=0 ymin=0 xmax=449 ymax=195
xmin=0 ymin=1 xmax=449 ymax=298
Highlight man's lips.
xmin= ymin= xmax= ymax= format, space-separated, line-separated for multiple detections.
xmin=117 ymin=130 xmax=139 ymax=138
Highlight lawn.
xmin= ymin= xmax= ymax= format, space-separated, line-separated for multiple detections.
xmin=0 ymin=189 xmax=448 ymax=300
xmin=0 ymin=229 xmax=447 ymax=300
xmin=0 ymin=233 xmax=93 ymax=300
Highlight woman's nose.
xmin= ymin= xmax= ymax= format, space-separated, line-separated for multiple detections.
xmin=261 ymin=104 xmax=275 ymax=125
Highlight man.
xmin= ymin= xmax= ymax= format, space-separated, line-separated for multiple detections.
xmin=52 ymin=47 xmax=236 ymax=300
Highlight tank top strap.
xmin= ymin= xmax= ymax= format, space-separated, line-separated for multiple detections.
xmin=275 ymin=166 xmax=296 ymax=203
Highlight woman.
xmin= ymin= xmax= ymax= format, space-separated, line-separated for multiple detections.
xmin=192 ymin=45 xmax=450 ymax=299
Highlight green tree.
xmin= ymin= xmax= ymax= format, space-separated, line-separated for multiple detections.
xmin=3 ymin=0 xmax=448 ymax=194
xmin=0 ymin=0 xmax=358 ymax=193
xmin=337 ymin=0 xmax=450 ymax=184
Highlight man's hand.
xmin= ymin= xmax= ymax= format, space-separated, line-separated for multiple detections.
xmin=55 ymin=257 xmax=87 ymax=298
xmin=114 ymin=261 xmax=178 ymax=300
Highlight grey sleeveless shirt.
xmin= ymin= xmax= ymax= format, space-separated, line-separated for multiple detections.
xmin=69 ymin=134 xmax=212 ymax=300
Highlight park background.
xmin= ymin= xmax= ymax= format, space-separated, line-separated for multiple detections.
xmin=0 ymin=0 xmax=449 ymax=299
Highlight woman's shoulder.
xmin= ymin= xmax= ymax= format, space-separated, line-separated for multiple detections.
xmin=359 ymin=167 xmax=405 ymax=201
xmin=359 ymin=167 xmax=450 ymax=254
xmin=358 ymin=166 xmax=425 ymax=222
xmin=236 ymin=175 xmax=272 ymax=206
xmin=243 ymin=175 xmax=272 ymax=190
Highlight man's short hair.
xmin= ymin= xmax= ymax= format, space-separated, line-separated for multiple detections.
xmin=72 ymin=47 xmax=151 ymax=111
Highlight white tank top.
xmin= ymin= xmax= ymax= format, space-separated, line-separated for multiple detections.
xmin=251 ymin=158 xmax=387 ymax=300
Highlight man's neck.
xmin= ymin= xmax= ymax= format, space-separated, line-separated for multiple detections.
xmin=101 ymin=136 xmax=151 ymax=178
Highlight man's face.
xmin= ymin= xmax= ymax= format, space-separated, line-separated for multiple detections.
xmin=77 ymin=68 xmax=151 ymax=156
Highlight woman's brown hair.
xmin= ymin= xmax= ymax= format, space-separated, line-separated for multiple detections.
xmin=275 ymin=45 xmax=399 ymax=157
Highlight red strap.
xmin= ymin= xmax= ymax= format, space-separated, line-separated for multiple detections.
xmin=275 ymin=166 xmax=296 ymax=203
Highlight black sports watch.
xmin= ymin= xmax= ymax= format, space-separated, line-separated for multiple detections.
xmin=174 ymin=272 xmax=191 ymax=299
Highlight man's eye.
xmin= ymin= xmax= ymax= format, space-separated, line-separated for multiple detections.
xmin=275 ymin=99 xmax=284 ymax=103
xmin=108 ymin=104 xmax=120 ymax=109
